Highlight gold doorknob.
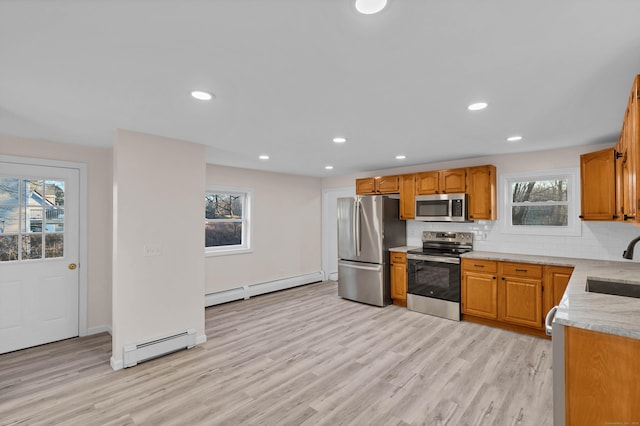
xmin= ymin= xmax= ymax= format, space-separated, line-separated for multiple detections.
xmin=68 ymin=263 xmax=77 ymax=270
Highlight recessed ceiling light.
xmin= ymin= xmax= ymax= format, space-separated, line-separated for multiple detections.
xmin=468 ymin=102 xmax=488 ymax=111
xmin=259 ymin=155 xmax=269 ymax=160
xmin=507 ymin=136 xmax=523 ymax=142
xmin=355 ymin=0 xmax=387 ymax=14
xmin=325 ymin=165 xmax=334 ymax=170
xmin=191 ymin=90 xmax=214 ymax=101
xmin=395 ymin=155 xmax=406 ymax=160
xmin=333 ymin=137 xmax=347 ymax=143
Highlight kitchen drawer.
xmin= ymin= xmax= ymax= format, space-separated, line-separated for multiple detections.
xmin=462 ymin=258 xmax=497 ymax=273
xmin=390 ymin=252 xmax=407 ymax=264
xmin=500 ymin=262 xmax=542 ymax=278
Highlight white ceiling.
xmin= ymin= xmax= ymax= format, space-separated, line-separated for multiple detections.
xmin=1 ymin=0 xmax=639 ymax=177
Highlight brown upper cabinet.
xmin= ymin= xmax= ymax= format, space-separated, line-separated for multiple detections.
xmin=581 ymin=75 xmax=640 ymax=223
xmin=356 ymin=165 xmax=496 ymax=221
xmin=416 ymin=168 xmax=466 ymax=195
xmin=580 ymin=148 xmax=617 ymax=221
xmin=355 ymin=175 xmax=399 ymax=195
xmin=466 ymin=165 xmax=496 ymax=220
xmin=398 ymin=174 xmax=416 ymax=220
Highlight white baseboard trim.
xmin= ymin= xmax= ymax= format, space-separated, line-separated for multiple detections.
xmin=205 ymin=271 xmax=325 ymax=307
xmin=87 ymin=325 xmax=112 ymax=336
xmin=196 ymin=334 xmax=207 ymax=345
xmin=327 ymin=272 xmax=338 ymax=281
xmin=110 ymin=357 xmax=123 ymax=371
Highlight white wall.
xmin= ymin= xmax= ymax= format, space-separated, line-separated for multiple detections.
xmin=0 ymin=134 xmax=112 ymax=331
xmin=205 ymin=164 xmax=322 ymax=294
xmin=112 ymin=130 xmax=205 ymax=367
xmin=322 ymin=143 xmax=640 ymax=262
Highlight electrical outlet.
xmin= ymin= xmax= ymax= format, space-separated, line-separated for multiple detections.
xmin=143 ymin=244 xmax=161 ymax=257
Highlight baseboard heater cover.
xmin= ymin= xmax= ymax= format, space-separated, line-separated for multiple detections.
xmin=204 ymin=271 xmax=325 ymax=307
xmin=123 ymin=329 xmax=196 ymax=368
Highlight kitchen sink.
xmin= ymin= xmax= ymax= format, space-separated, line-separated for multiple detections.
xmin=586 ymin=277 xmax=640 ymax=299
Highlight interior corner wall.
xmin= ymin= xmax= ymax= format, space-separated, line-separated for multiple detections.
xmin=0 ymin=134 xmax=112 ymax=332
xmin=205 ymin=164 xmax=322 ymax=294
xmin=112 ymin=130 xmax=205 ymax=365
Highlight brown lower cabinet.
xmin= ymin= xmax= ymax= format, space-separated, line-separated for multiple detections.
xmin=565 ymin=326 xmax=640 ymax=425
xmin=461 ymin=258 xmax=573 ymax=337
xmin=390 ymin=251 xmax=407 ymax=307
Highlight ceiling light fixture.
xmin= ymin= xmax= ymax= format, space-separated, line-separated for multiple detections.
xmin=191 ymin=90 xmax=214 ymax=101
xmin=507 ymin=136 xmax=523 ymax=142
xmin=467 ymin=102 xmax=488 ymax=111
xmin=259 ymin=155 xmax=269 ymax=160
xmin=355 ymin=0 xmax=387 ymax=14
xmin=325 ymin=165 xmax=334 ymax=170
xmin=333 ymin=137 xmax=347 ymax=143
xmin=395 ymin=155 xmax=406 ymax=160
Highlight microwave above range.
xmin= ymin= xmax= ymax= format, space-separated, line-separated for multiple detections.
xmin=415 ymin=193 xmax=469 ymax=222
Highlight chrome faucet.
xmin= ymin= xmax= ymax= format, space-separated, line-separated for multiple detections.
xmin=622 ymin=235 xmax=640 ymax=260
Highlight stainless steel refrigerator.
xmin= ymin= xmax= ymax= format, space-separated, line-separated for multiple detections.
xmin=337 ymin=195 xmax=406 ymax=306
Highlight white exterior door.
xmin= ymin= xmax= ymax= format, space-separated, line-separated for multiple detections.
xmin=0 ymin=162 xmax=79 ymax=354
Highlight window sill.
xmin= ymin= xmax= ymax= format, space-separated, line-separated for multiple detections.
xmin=205 ymin=247 xmax=253 ymax=257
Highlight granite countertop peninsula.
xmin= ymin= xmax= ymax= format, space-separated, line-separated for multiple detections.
xmin=462 ymin=251 xmax=640 ymax=340
xmin=388 ymin=246 xmax=421 ymax=253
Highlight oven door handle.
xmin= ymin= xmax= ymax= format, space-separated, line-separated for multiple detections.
xmin=406 ymin=255 xmax=460 ymax=264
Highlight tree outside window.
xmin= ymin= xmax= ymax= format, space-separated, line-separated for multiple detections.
xmin=511 ymin=179 xmax=568 ymax=226
xmin=205 ymin=190 xmax=251 ymax=254
xmin=502 ymin=168 xmax=580 ymax=237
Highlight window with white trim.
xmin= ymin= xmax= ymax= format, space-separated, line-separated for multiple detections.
xmin=205 ymin=189 xmax=252 ymax=255
xmin=501 ymin=169 xmax=581 ymax=236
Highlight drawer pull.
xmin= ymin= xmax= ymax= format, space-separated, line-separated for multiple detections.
xmin=474 ymin=264 xmax=485 ymax=268
xmin=515 ymin=269 xmax=528 ymax=273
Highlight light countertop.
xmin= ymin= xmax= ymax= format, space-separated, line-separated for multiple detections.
xmin=463 ymin=251 xmax=640 ymax=339
xmin=389 ymin=246 xmax=420 ymax=253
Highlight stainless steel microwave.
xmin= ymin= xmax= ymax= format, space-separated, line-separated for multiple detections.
xmin=415 ymin=193 xmax=468 ymax=222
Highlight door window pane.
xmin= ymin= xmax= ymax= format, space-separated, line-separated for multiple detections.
xmin=0 ymin=235 xmax=18 ymax=261
xmin=23 ymin=206 xmax=43 ymax=232
xmin=22 ymin=234 xmax=43 ymax=260
xmin=0 ymin=178 xmax=19 ymax=204
xmin=0 ymin=176 xmax=65 ymax=261
xmin=45 ymin=234 xmax=64 ymax=258
xmin=44 ymin=180 xmax=64 ymax=206
xmin=0 ymin=206 xmax=19 ymax=233
xmin=45 ymin=206 xmax=64 ymax=232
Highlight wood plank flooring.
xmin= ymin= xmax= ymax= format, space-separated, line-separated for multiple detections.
xmin=0 ymin=282 xmax=553 ymax=425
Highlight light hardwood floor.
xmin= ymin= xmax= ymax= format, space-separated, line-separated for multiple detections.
xmin=0 ymin=282 xmax=553 ymax=425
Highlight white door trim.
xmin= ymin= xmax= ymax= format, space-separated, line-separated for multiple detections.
xmin=321 ymin=186 xmax=355 ymax=281
xmin=0 ymin=155 xmax=89 ymax=337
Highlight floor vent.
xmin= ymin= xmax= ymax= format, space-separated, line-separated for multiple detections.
xmin=123 ymin=329 xmax=196 ymax=368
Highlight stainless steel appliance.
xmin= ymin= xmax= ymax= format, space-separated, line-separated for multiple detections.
xmin=406 ymin=231 xmax=473 ymax=321
xmin=546 ymin=306 xmax=566 ymax=426
xmin=337 ymin=195 xmax=406 ymax=307
xmin=415 ymin=193 xmax=468 ymax=222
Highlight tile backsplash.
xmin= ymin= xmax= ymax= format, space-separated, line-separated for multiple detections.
xmin=406 ymin=220 xmax=640 ymax=262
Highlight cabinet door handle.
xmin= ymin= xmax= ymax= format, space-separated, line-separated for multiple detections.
xmin=624 ymin=214 xmax=636 ymax=220
xmin=492 ymin=276 xmax=496 ymax=280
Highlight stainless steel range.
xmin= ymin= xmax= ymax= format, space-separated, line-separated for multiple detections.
xmin=406 ymin=231 xmax=473 ymax=321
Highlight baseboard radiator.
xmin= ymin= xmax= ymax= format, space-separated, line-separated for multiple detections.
xmin=123 ymin=329 xmax=196 ymax=368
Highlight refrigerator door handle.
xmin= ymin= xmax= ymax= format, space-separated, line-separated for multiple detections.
xmin=338 ymin=260 xmax=382 ymax=272
xmin=354 ymin=198 xmax=361 ymax=256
